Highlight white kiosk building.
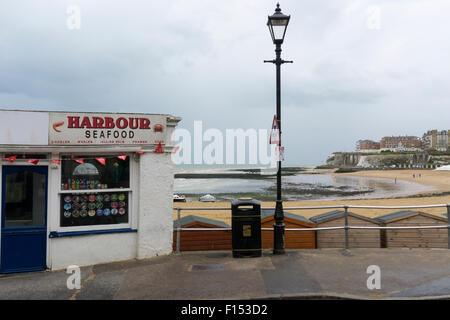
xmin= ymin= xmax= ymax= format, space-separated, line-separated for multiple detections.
xmin=0 ymin=109 xmax=180 ymax=273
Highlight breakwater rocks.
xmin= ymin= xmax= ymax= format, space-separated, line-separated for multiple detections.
xmin=175 ymin=167 xmax=306 ymax=179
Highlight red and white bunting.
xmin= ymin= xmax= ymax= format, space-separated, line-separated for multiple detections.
xmin=74 ymin=158 xmax=85 ymax=165
xmin=96 ymin=157 xmax=106 ymax=166
xmin=117 ymin=155 xmax=127 ymax=161
xmin=27 ymin=159 xmax=40 ymax=165
xmin=3 ymin=155 xmax=17 ymax=163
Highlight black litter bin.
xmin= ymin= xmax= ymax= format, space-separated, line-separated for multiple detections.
xmin=231 ymin=199 xmax=262 ymax=258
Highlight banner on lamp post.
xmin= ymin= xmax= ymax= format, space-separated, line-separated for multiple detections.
xmin=269 ymin=115 xmax=280 ymax=145
xmin=275 ymin=146 xmax=285 ymax=161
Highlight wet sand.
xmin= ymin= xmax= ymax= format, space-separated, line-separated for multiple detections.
xmin=173 ymin=169 xmax=450 ymax=225
xmin=335 ymin=169 xmax=450 ymax=194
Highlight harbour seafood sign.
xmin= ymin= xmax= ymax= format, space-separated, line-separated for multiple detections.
xmin=49 ymin=112 xmax=166 ymax=145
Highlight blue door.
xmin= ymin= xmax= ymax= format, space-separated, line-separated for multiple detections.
xmin=1 ymin=166 xmax=48 ymax=273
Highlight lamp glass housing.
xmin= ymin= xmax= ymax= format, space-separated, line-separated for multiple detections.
xmin=267 ymin=5 xmax=290 ymax=44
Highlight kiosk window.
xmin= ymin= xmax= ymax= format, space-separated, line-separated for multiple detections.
xmin=60 ymin=155 xmax=131 ymax=227
xmin=61 ymin=155 xmax=129 ymax=190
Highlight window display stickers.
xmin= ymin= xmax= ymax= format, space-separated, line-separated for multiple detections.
xmin=60 ymin=192 xmax=128 ymax=227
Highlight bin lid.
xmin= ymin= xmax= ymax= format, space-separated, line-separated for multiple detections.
xmin=231 ymin=198 xmax=260 ymax=207
xmin=231 ymin=199 xmax=260 ymax=215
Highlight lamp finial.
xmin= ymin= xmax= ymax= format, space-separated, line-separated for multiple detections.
xmin=276 ymin=3 xmax=281 ymax=12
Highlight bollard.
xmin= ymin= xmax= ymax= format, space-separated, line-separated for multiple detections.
xmin=344 ymin=206 xmax=349 ymax=249
xmin=176 ymin=208 xmax=181 ymax=254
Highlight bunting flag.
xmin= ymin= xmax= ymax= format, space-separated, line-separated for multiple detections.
xmin=154 ymin=142 xmax=164 ymax=154
xmin=74 ymin=158 xmax=85 ymax=165
xmin=2 ymin=155 xmax=136 ymax=164
xmin=4 ymin=155 xmax=17 ymax=163
xmin=27 ymin=159 xmax=39 ymax=165
xmin=136 ymin=151 xmax=145 ymax=155
xmin=96 ymin=157 xmax=106 ymax=166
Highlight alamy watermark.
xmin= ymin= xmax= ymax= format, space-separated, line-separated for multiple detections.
xmin=366 ymin=5 xmax=381 ymax=30
xmin=366 ymin=265 xmax=381 ymax=290
xmin=66 ymin=265 xmax=81 ymax=290
xmin=171 ymin=121 xmax=280 ymax=168
xmin=67 ymin=5 xmax=81 ymax=30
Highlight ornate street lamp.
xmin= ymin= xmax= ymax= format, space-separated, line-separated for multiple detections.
xmin=265 ymin=3 xmax=292 ymax=255
xmin=267 ymin=3 xmax=290 ymax=44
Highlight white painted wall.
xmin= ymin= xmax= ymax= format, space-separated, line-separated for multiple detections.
xmin=136 ymin=152 xmax=174 ymax=259
xmin=0 ymin=110 xmax=48 ymax=145
xmin=50 ymin=233 xmax=137 ymax=270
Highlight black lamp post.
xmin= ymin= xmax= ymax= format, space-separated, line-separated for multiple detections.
xmin=265 ymin=3 xmax=292 ymax=255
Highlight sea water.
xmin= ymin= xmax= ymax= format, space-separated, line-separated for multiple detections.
xmin=174 ymin=167 xmax=435 ymax=201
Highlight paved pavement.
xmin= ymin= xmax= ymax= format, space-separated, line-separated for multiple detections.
xmin=0 ymin=249 xmax=449 ymax=300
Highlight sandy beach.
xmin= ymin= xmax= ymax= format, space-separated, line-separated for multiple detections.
xmin=335 ymin=169 xmax=450 ymax=194
xmin=173 ymin=169 xmax=450 ymax=224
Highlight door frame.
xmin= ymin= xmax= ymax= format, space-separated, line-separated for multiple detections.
xmin=0 ymin=165 xmax=49 ymax=273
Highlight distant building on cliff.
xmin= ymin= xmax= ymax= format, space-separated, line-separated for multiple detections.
xmin=422 ymin=130 xmax=450 ymax=151
xmin=355 ymin=130 xmax=450 ymax=153
xmin=379 ymin=136 xmax=421 ymax=152
xmin=356 ymin=140 xmax=380 ymax=153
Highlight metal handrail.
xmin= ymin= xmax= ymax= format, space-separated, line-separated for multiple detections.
xmin=174 ymin=204 xmax=449 ymax=210
xmin=175 ymin=225 xmax=448 ymax=231
xmin=173 ymin=203 xmax=450 ymax=253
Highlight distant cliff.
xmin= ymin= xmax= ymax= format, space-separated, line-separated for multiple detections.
xmin=326 ymin=152 xmax=450 ymax=168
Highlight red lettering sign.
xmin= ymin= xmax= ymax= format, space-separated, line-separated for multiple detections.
xmin=92 ymin=117 xmax=104 ymax=128
xmin=104 ymin=117 xmax=115 ymax=129
xmin=139 ymin=118 xmax=150 ymax=129
xmin=66 ymin=116 xmax=152 ymax=130
xmin=116 ymin=117 xmax=128 ymax=129
xmin=68 ymin=116 xmax=80 ymax=128
xmin=80 ymin=117 xmax=92 ymax=128
xmin=129 ymin=118 xmax=139 ymax=129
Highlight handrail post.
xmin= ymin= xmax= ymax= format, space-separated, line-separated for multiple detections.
xmin=447 ymin=204 xmax=450 ymax=250
xmin=344 ymin=206 xmax=349 ymax=249
xmin=176 ymin=208 xmax=181 ymax=254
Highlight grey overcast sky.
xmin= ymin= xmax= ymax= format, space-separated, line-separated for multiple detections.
xmin=1 ymin=0 xmax=449 ymax=166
